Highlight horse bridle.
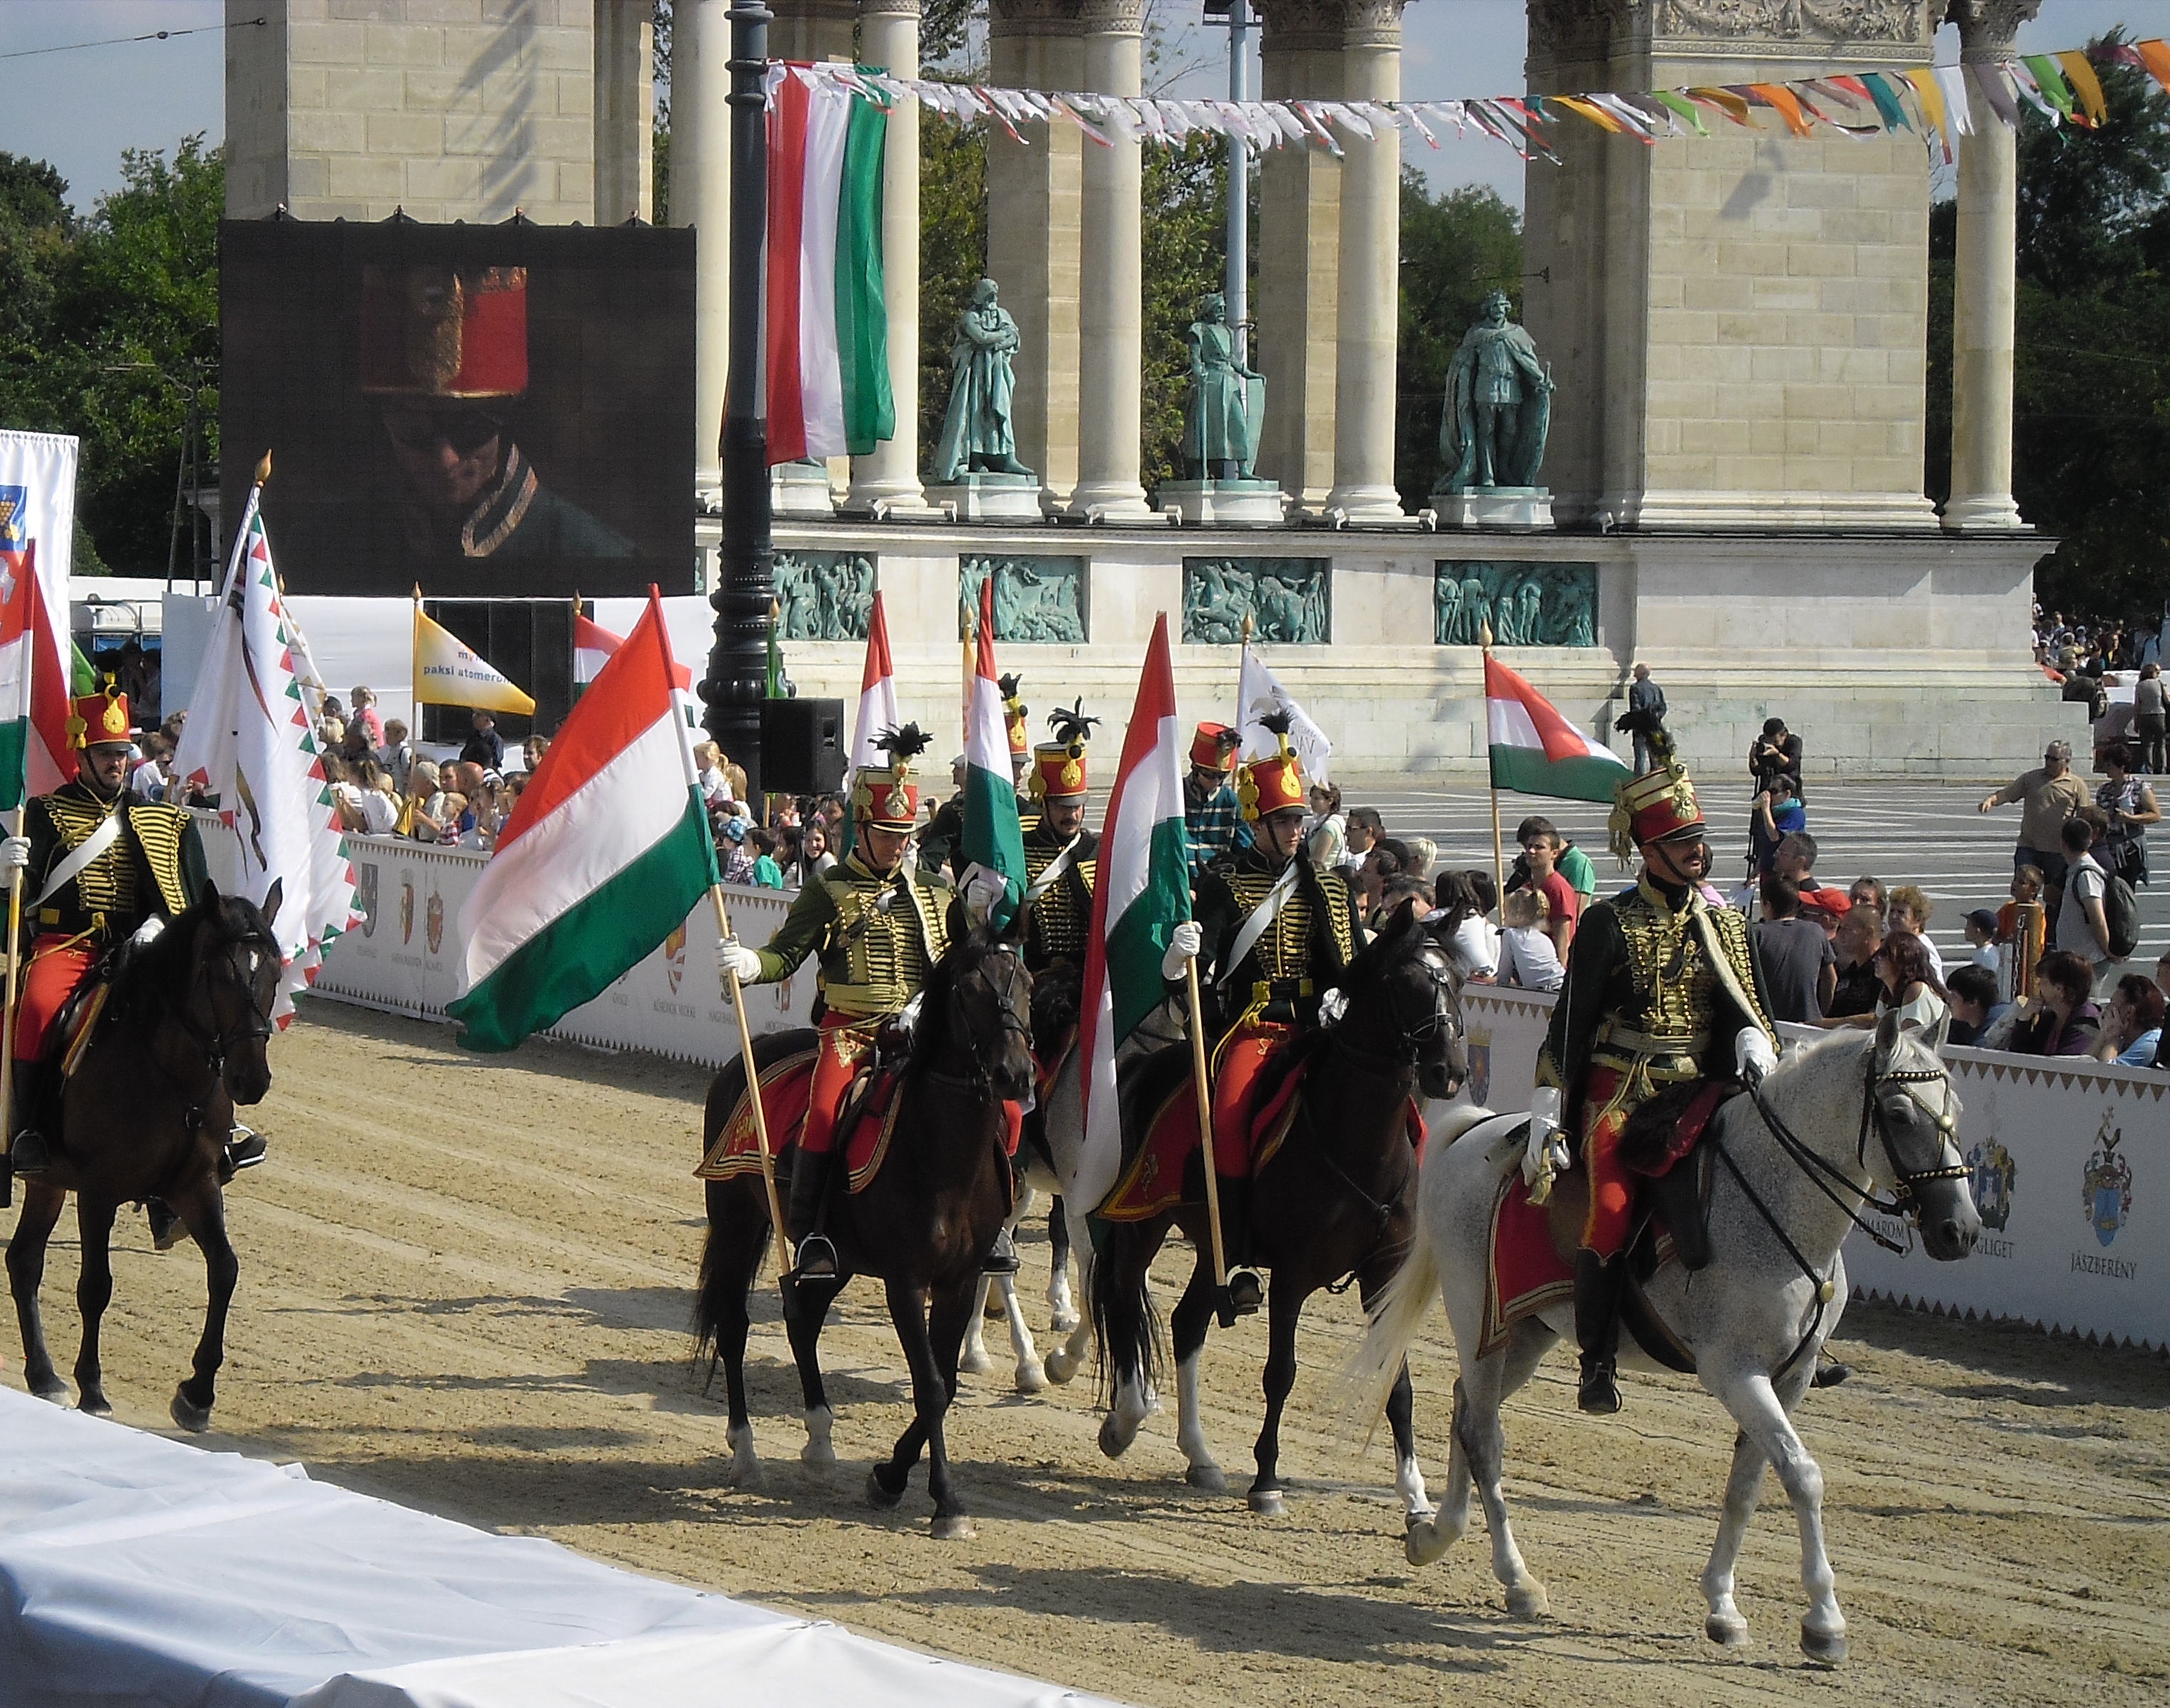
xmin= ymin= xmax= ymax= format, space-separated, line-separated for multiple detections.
xmin=1330 ymin=944 xmax=1463 ymax=1077
xmin=930 ymin=945 xmax=1032 ymax=1096
xmin=173 ymin=924 xmax=279 ymax=1083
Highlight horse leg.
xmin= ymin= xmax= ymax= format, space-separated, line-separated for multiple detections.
xmin=1700 ymin=1429 xmax=1769 ymax=1649
xmin=866 ymin=1277 xmax=935 ymax=1513
xmin=1047 ymin=1195 xmax=1079 ymax=1333
xmin=1169 ymin=1249 xmax=1224 ymax=1492
xmin=6 ymin=1183 xmax=69 ymax=1403
xmin=1709 ymin=1368 xmax=1846 ymax=1663
xmin=1246 ymin=1281 xmax=1305 ymax=1517
xmin=165 ymin=1178 xmax=237 ymax=1433
xmin=1043 ymin=1201 xmax=1095 ymax=1386
xmin=922 ymin=1276 xmax=979 ymax=1539
xmin=1411 ymin=1326 xmax=1551 ymax=1617
xmin=1358 ymin=1263 xmax=1431 ymax=1525
xmin=70 ymin=1196 xmax=119 ymax=1417
xmin=997 ymin=1267 xmax=1046 ymax=1394
xmin=1094 ymin=1221 xmax=1162 ymax=1459
xmin=961 ymin=1274 xmax=996 ymax=1371
xmin=783 ymin=1272 xmax=841 ymax=1466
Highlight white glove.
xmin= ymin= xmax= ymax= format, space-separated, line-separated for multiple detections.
xmin=1161 ymin=919 xmax=1204 ymax=981
xmin=896 ymin=990 xmax=924 ymax=1041
xmin=1522 ymin=1085 xmax=1568 ymax=1198
xmin=960 ymin=863 xmax=1008 ymax=924
xmin=1734 ymin=1026 xmax=1778 ymax=1084
xmin=716 ymin=938 xmax=763 ymax=982
xmin=1317 ymin=987 xmax=1349 ymax=1026
xmin=0 ymin=835 xmax=26 ymax=890
xmin=130 ymin=917 xmax=166 ymax=948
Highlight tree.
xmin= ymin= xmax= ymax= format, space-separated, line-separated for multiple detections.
xmin=1396 ymin=173 xmax=1523 ymax=510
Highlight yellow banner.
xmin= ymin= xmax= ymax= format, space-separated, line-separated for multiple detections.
xmin=413 ymin=605 xmax=535 ymax=714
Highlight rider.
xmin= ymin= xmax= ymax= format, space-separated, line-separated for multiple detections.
xmin=0 ymin=684 xmax=262 ymax=1183
xmin=1182 ymin=721 xmax=1250 ymax=878
xmin=1019 ymin=701 xmax=1099 ymax=977
xmin=1525 ymin=754 xmax=1778 ymax=1415
xmin=717 ymin=726 xmax=989 ymax=1281
xmin=1163 ymin=716 xmax=1362 ymax=1315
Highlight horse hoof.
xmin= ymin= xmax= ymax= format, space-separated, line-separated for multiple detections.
xmin=982 ymin=1293 xmax=1006 ymax=1320
xmin=800 ymin=1438 xmax=836 ymax=1466
xmin=930 ymin=1515 xmax=977 ymax=1541
xmin=960 ymin=1347 xmax=996 ymax=1376
xmin=76 ymin=1394 xmax=112 ymax=1419
xmin=1800 ymin=1623 xmax=1848 ymax=1666
xmin=1044 ymin=1349 xmax=1079 ymax=1386
xmin=865 ymin=1467 xmax=906 ymax=1511
xmin=1706 ymin=1612 xmax=1751 ymax=1648
xmin=1097 ymin=1413 xmax=1137 ymax=1460
xmin=1015 ymin=1363 xmax=1048 ymax=1396
xmin=1505 ymin=1582 xmax=1551 ymax=1620
xmin=1051 ymin=1310 xmax=1081 ymax=1336
xmin=1406 ymin=1516 xmax=1460 ymax=1568
xmin=1246 ymin=1487 xmax=1286 ymax=1517
xmin=169 ymin=1386 xmax=213 ymax=1434
xmin=1184 ymin=1463 xmax=1226 ymax=1494
xmin=30 ymin=1380 xmax=68 ymax=1407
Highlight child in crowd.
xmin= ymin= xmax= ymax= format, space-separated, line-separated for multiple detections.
xmin=1996 ymin=866 xmax=2048 ymax=1000
xmin=1497 ymin=888 xmax=1565 ymax=993
xmin=1963 ymin=909 xmax=2000 ymax=972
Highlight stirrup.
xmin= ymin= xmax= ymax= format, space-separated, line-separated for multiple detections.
xmin=1577 ymin=1357 xmax=1622 ymax=1416
xmin=226 ymin=1128 xmax=269 ymax=1171
xmin=8 ymin=1131 xmax=53 ymax=1177
xmin=788 ymin=1233 xmax=839 ymax=1280
xmin=1221 ymin=1267 xmax=1264 ymax=1320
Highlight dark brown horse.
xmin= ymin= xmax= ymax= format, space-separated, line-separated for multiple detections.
xmin=7 ymin=881 xmax=283 ymax=1430
xmin=694 ymin=920 xmax=1035 ymax=1538
xmin=1093 ymin=901 xmax=1465 ymax=1518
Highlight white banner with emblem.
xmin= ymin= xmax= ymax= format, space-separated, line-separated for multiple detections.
xmin=1444 ymin=985 xmax=2169 ymax=1351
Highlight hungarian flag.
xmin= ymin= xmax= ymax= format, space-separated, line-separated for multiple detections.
xmin=0 ymin=545 xmax=64 ymax=813
xmin=1076 ymin=614 xmax=1191 ymax=1217
xmin=171 ymin=488 xmax=364 ymax=1025
xmin=575 ymin=610 xmax=691 ymax=689
xmin=766 ymin=67 xmax=894 ymax=465
xmin=958 ymin=577 xmax=1027 ymax=927
xmin=848 ymin=590 xmax=899 ymax=771
xmin=447 ymin=592 xmax=718 ymax=1053
xmin=1485 ymin=654 xmax=1630 ymax=804
xmin=415 ymin=597 xmax=536 ymax=715
xmin=0 ymin=431 xmax=81 ymax=804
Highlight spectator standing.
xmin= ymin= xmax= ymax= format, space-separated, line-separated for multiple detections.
xmin=1754 ymin=874 xmax=1836 ymax=1024
xmin=1849 ymin=876 xmax=1886 ymax=914
xmin=1519 ymin=824 xmax=1580 ymax=960
xmin=460 ymin=709 xmax=505 ymax=771
xmin=348 ymin=687 xmax=385 ymax=748
xmin=2134 ymin=663 xmax=2167 ymax=774
xmin=718 ymin=820 xmax=759 ymax=886
xmin=377 ymin=719 xmax=414 ymax=792
xmin=1181 ymin=722 xmax=1250 ymax=875
xmin=2007 ymin=951 xmax=2103 ymax=1056
xmin=2055 ymin=814 xmax=2121 ymax=988
xmin=1430 ymin=870 xmax=1499 ymax=982
xmin=1886 ymin=886 xmax=1945 ymax=983
xmin=1505 ymin=815 xmax=1596 ymax=907
xmin=2094 ymin=742 xmax=2159 ymax=886
xmin=1826 ymin=905 xmax=1884 ymax=1019
xmin=1872 ymin=932 xmax=1949 ymax=1032
xmin=1962 ymin=909 xmax=2000 ymax=972
xmin=1978 ymin=739 xmax=2088 ymax=910
xmin=405 ymin=759 xmax=445 ymax=841
xmin=1306 ymin=781 xmax=1347 ymax=869
xmin=1749 ymin=775 xmax=1806 ymax=879
xmin=1496 ymin=889 xmax=1565 ymax=992
xmin=2094 ymin=974 xmax=2165 ymax=1066
xmin=1945 ymin=964 xmax=2010 ymax=1046
xmin=1748 ymin=716 xmax=1804 ymax=799
xmin=523 ymin=734 xmax=552 ymax=773
xmin=1627 ymin=664 xmax=1666 ymax=773
xmin=1995 ymin=866 xmax=2048 ymax=999
xmin=747 ymin=828 xmax=785 ymax=890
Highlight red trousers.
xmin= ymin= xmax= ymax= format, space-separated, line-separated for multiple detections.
xmin=798 ymin=1010 xmax=1022 ymax=1157
xmin=1210 ymin=1020 xmax=1291 ymax=1181
xmin=1577 ymin=1065 xmax=1639 ymax=1259
xmin=13 ymin=936 xmax=97 ymax=1064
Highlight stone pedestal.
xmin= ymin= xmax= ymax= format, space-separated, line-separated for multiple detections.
xmin=1433 ymin=488 xmax=1554 ymax=531
xmin=773 ymin=461 xmax=837 ymax=519
xmin=1158 ymin=480 xmax=1288 ymax=526
xmin=926 ymin=474 xmax=1046 ymax=523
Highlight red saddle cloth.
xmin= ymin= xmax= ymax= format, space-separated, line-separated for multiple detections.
xmin=1096 ymin=1057 xmax=1424 ymax=1223
xmin=694 ymin=1050 xmax=905 ymax=1193
xmin=1479 ymin=1167 xmax=1687 ymax=1359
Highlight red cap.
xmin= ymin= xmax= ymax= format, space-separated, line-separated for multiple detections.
xmin=1189 ymin=722 xmax=1239 ymax=773
xmin=360 ymin=265 xmax=529 ymax=398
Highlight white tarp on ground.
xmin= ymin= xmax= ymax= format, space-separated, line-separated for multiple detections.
xmin=0 ymin=1389 xmax=1120 ymax=1708
xmin=1448 ymin=985 xmax=2169 ymax=1349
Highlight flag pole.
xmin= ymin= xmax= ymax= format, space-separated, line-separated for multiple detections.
xmin=1482 ymin=622 xmax=1505 ymax=910
xmin=0 ymin=541 xmax=39 ymax=1171
xmin=1185 ymin=957 xmax=1230 ymax=1293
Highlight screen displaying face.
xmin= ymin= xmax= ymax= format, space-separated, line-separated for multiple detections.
xmin=221 ymin=220 xmax=695 ymax=597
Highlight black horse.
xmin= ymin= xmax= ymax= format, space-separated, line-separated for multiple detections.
xmin=1093 ymin=900 xmax=1465 ymax=1518
xmin=694 ymin=920 xmax=1035 ymax=1538
xmin=8 ymin=882 xmax=283 ymax=1430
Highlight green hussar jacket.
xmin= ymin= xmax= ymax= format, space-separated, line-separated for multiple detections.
xmin=1019 ymin=812 xmax=1098 ymax=973
xmin=23 ymin=779 xmax=207 ymax=947
xmin=751 ymin=850 xmax=955 ymax=1021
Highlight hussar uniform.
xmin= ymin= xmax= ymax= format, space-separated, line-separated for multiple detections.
xmin=1532 ymin=758 xmax=1775 ymax=1413
xmin=1182 ymin=721 xmax=1249 ymax=877
xmin=1018 ymin=710 xmax=1098 ymax=976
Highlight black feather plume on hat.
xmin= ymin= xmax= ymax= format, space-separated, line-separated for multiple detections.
xmin=875 ymin=723 xmax=934 ymax=761
xmin=1047 ymin=699 xmax=1099 ymax=748
xmin=1256 ymin=709 xmax=1294 ymax=739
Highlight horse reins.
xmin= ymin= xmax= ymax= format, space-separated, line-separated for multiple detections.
xmin=170 ymin=927 xmax=279 ymax=1086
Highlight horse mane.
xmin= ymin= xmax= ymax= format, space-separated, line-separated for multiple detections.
xmin=107 ymin=890 xmax=272 ymax=1023
xmin=907 ymin=921 xmax=1011 ymax=1078
xmin=1330 ymin=896 xmax=1426 ymax=997
xmin=1029 ymin=956 xmax=1084 ymax=1062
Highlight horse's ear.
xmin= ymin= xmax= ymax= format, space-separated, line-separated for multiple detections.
xmin=201 ymin=878 xmax=220 ymax=907
xmin=945 ymin=895 xmax=968 ymax=950
xmin=1873 ymin=1007 xmax=1901 ymax=1061
xmin=260 ymin=878 xmax=284 ymax=928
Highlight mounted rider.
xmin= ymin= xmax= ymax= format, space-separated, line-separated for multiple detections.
xmin=1163 ymin=714 xmax=1362 ymax=1315
xmin=0 ymin=684 xmax=253 ymax=1183
xmin=1525 ymin=753 xmax=1777 ymax=1415
xmin=718 ymin=725 xmax=981 ymax=1282
xmin=1019 ymin=701 xmax=1099 ymax=977
xmin=1181 ymin=721 xmax=1250 ymax=878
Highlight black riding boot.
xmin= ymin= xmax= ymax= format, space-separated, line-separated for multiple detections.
xmin=7 ymin=1060 xmax=59 ymax=1178
xmin=1574 ymin=1250 xmax=1628 ymax=1415
xmin=786 ymin=1148 xmax=840 ymax=1279
xmin=1217 ymin=1176 xmax=1263 ymax=1322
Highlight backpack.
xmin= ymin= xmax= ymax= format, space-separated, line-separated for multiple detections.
xmin=2104 ymin=868 xmax=2141 ymax=960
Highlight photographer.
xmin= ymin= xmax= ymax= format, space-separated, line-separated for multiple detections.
xmin=1747 ymin=716 xmax=1804 ymax=800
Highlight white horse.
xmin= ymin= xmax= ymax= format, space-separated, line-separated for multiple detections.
xmin=1339 ymin=1014 xmax=1980 ymax=1662
xmin=959 ymin=1166 xmax=1079 ymax=1395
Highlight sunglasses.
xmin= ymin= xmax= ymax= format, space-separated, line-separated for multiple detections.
xmin=383 ymin=411 xmax=505 ymax=456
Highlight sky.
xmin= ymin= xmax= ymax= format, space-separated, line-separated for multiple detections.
xmin=0 ymin=0 xmax=2154 ymax=217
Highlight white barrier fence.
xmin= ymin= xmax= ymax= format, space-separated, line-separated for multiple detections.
xmin=1452 ymin=986 xmax=2169 ymax=1351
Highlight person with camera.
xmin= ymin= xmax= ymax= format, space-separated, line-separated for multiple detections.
xmin=1747 ymin=716 xmax=1804 ymax=801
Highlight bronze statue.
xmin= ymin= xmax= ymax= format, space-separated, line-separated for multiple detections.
xmin=1439 ymin=291 xmax=1553 ymax=492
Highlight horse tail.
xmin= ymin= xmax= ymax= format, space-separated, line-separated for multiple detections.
xmin=1090 ymin=1219 xmax=1161 ymax=1406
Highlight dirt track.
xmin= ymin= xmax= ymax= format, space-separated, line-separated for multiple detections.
xmin=4 ymin=1003 xmax=2166 ymax=1706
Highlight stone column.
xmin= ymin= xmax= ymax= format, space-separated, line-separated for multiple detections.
xmin=1322 ymin=0 xmax=1404 ymax=522
xmin=672 ymin=0 xmax=731 ymax=500
xmin=1066 ymin=0 xmax=1153 ymax=520
xmin=1945 ymin=0 xmax=2039 ymax=532
xmin=593 ymin=0 xmax=654 ymax=224
xmin=767 ymin=0 xmax=858 ymax=62
xmin=1255 ymin=0 xmax=1340 ymax=512
xmin=988 ymin=1 xmax=1084 ymax=506
xmin=848 ymin=0 xmax=932 ymax=513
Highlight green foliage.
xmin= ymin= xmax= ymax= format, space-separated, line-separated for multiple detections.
xmin=920 ymin=0 xmax=977 ymax=71
xmin=1396 ymin=173 xmax=1523 ymax=510
xmin=0 ymin=135 xmax=222 ymax=575
xmin=1141 ymin=136 xmax=1227 ymax=492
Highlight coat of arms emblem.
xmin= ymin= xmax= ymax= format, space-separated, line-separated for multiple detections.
xmin=2082 ymin=1111 xmax=2132 ymax=1248
xmin=1464 ymin=1025 xmax=1491 ymax=1108
xmin=426 ymin=888 xmax=446 ymax=955
xmin=400 ymin=878 xmax=415 ymax=945
xmin=355 ymin=863 xmax=379 ymax=937
xmin=664 ymin=922 xmax=689 ymax=993
xmin=1968 ymin=1136 xmax=2017 ymax=1231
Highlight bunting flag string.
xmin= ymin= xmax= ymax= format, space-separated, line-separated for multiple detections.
xmin=783 ymin=36 xmax=2167 ymax=165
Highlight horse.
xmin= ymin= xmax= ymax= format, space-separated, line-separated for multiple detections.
xmin=693 ymin=920 xmax=1036 ymax=1540
xmin=960 ymin=1168 xmax=1074 ymax=1396
xmin=7 ymin=882 xmax=284 ymax=1431
xmin=1338 ymin=1012 xmax=1980 ymax=1662
xmin=1092 ymin=901 xmax=1466 ymax=1518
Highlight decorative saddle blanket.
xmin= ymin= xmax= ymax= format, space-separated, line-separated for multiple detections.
xmin=694 ymin=1049 xmax=907 ymax=1195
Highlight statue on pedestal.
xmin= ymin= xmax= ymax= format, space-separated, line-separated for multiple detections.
xmin=1181 ymin=293 xmax=1264 ymax=480
xmin=933 ymin=278 xmax=1034 ymax=484
xmin=1438 ymin=291 xmax=1553 ymax=492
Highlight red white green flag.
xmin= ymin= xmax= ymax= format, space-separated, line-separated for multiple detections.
xmin=1485 ymin=653 xmax=1630 ymax=804
xmin=959 ymin=577 xmax=1027 ymax=928
xmin=766 ymin=66 xmax=893 ymax=464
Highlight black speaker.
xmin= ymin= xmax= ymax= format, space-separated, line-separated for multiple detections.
xmin=761 ymin=697 xmax=847 ymax=796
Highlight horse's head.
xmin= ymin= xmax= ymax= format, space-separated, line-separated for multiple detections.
xmin=1866 ymin=1009 xmax=1979 ymax=1261
xmin=926 ymin=920 xmax=1035 ymax=1105
xmin=1332 ymin=899 xmax=1466 ymax=1101
xmin=190 ymin=880 xmax=284 ymax=1107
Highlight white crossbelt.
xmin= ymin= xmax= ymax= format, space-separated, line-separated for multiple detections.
xmin=31 ymin=813 xmax=122 ymax=912
xmin=1024 ymin=835 xmax=1083 ymax=905
xmin=1217 ymin=862 xmax=1302 ymax=987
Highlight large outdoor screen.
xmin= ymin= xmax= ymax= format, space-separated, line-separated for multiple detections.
xmin=221 ymin=220 xmax=695 ymax=597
